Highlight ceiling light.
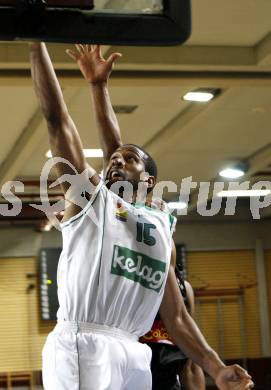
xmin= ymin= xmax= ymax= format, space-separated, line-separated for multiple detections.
xmin=217 ymin=190 xmax=271 ymax=198
xmin=183 ymin=92 xmax=213 ymax=102
xmin=219 ymin=162 xmax=248 ymax=179
xmin=82 ymin=149 xmax=103 ymax=158
xmin=219 ymin=168 xmax=245 ymax=179
xmin=39 ymin=221 xmax=52 ymax=232
xmin=46 ymin=149 xmax=103 ymax=158
xmin=183 ymin=88 xmax=221 ymax=102
xmin=168 ymin=201 xmax=188 ymax=210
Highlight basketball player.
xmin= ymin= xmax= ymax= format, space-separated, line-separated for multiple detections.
xmin=29 ymin=42 xmax=253 ymax=390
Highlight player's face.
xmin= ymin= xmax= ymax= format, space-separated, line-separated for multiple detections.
xmin=105 ymin=145 xmax=147 ymax=188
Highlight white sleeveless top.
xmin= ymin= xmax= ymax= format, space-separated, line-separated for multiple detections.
xmin=57 ymin=181 xmax=176 ymax=337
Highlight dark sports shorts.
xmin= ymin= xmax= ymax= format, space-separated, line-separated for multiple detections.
xmin=148 ymin=343 xmax=188 ymax=390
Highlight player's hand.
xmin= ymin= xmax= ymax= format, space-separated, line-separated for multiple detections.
xmin=215 ymin=365 xmax=254 ymax=390
xmin=66 ymin=44 xmax=122 ymax=84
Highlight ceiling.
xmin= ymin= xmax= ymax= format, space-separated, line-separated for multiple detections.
xmin=0 ymin=0 xmax=271 ymax=227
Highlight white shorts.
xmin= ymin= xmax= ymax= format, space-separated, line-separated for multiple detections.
xmin=42 ymin=321 xmax=152 ymax=390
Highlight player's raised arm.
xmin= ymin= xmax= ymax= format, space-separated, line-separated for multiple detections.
xmin=159 ymin=245 xmax=254 ymax=390
xmin=66 ymin=44 xmax=122 ymax=165
xmin=29 ymin=42 xmax=99 ymax=196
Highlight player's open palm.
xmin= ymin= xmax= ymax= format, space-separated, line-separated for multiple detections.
xmin=66 ymin=44 xmax=121 ymax=83
xmin=215 ymin=365 xmax=254 ymax=390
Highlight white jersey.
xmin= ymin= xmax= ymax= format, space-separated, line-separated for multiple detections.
xmin=57 ymin=181 xmax=176 ymax=338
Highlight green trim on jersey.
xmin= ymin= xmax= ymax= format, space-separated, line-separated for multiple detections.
xmin=169 ymin=214 xmax=175 ymax=230
xmin=133 ymin=202 xmax=162 ymax=212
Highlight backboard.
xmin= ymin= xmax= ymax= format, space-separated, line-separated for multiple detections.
xmin=0 ymin=0 xmax=191 ymax=46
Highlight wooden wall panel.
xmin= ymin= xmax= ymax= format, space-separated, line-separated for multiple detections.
xmin=0 ymin=257 xmax=55 ymax=372
xmin=187 ymin=250 xmax=261 ymax=359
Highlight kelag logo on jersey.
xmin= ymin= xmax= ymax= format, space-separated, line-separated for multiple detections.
xmin=111 ymin=245 xmax=166 ymax=293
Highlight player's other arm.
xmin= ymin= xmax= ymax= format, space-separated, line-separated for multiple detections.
xmin=181 ymin=281 xmax=206 ymax=390
xmin=29 ymin=42 xmax=100 ymax=196
xmin=67 ymin=45 xmax=122 ymax=166
xmin=159 ymin=245 xmax=254 ymax=390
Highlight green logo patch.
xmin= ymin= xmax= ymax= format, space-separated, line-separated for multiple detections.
xmin=111 ymin=245 xmax=166 ymax=293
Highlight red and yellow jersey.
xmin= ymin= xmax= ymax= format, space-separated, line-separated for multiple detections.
xmin=140 ymin=318 xmax=174 ymax=345
xmin=140 ymin=270 xmax=189 ymax=345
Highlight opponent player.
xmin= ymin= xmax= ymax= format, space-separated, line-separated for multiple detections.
xmin=178 ymin=280 xmax=206 ymax=390
xmin=29 ymin=42 xmax=253 ymax=390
